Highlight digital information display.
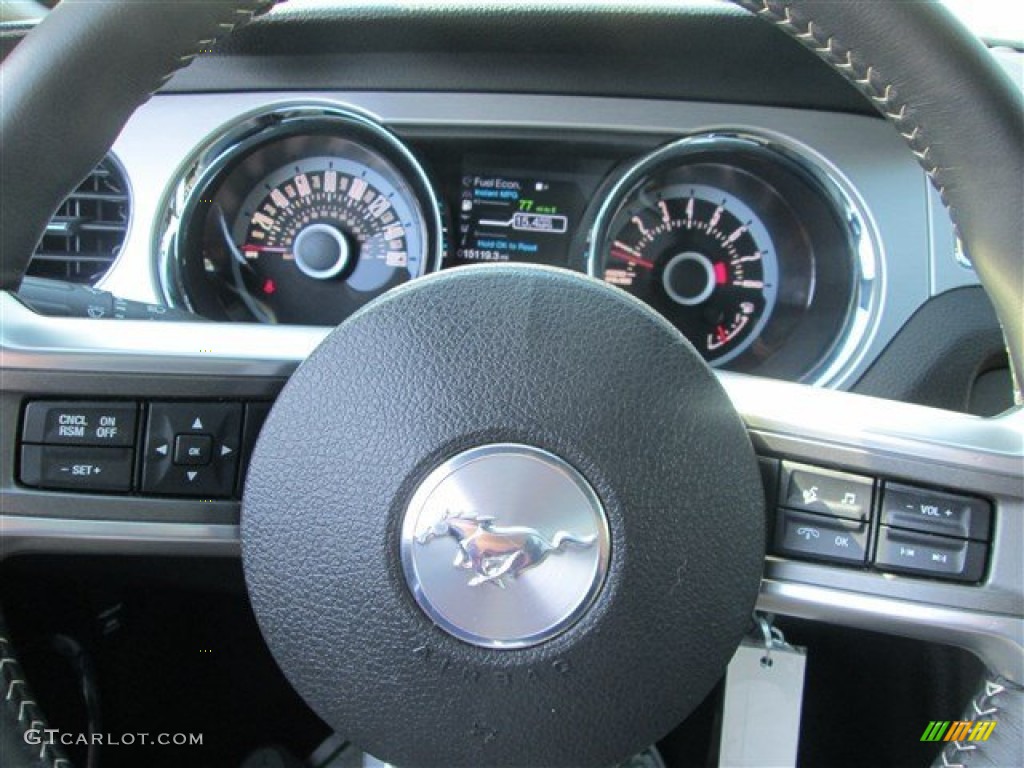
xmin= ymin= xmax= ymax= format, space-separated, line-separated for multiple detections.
xmin=454 ymin=171 xmax=584 ymax=267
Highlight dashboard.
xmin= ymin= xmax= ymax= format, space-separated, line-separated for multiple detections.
xmin=1 ymin=6 xmax=1022 ymax=767
xmin=2 ymin=2 xmax=993 ymax=396
xmin=88 ymin=89 xmax=979 ymax=392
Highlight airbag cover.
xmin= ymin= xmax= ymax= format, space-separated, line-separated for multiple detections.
xmin=242 ymin=264 xmax=763 ymax=767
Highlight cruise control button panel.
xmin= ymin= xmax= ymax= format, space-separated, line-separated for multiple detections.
xmin=20 ymin=444 xmax=133 ymax=492
xmin=17 ymin=399 xmax=998 ymax=583
xmin=142 ymin=402 xmax=242 ymax=497
xmin=22 ymin=401 xmax=137 ymax=447
xmin=18 ymin=399 xmax=272 ymax=502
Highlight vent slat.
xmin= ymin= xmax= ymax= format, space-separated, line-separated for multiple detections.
xmin=55 ymin=190 xmax=130 ymax=204
xmin=77 ymin=222 xmax=129 ymax=234
xmin=31 ymin=253 xmax=123 ymax=264
xmin=46 ymin=221 xmax=128 ymax=236
xmin=28 ymin=156 xmax=131 ymax=284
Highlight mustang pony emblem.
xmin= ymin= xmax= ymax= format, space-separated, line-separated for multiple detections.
xmin=415 ymin=510 xmax=597 ymax=588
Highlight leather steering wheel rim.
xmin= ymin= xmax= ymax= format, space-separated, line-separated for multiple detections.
xmin=0 ymin=2 xmax=1021 ymax=767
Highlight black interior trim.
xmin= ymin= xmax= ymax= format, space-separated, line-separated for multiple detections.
xmin=163 ymin=4 xmax=875 ymax=116
xmin=853 ymin=286 xmax=1008 ymax=413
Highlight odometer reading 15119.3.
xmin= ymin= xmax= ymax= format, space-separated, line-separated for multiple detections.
xmin=599 ymin=182 xmax=779 ymax=366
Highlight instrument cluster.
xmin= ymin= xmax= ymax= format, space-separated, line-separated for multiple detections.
xmin=162 ymin=105 xmax=877 ymax=385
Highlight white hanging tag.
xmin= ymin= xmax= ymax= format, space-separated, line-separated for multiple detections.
xmin=718 ymin=628 xmax=807 ymax=768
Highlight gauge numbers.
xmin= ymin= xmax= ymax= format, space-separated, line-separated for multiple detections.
xmin=601 ymin=183 xmax=779 ymax=365
xmin=233 ymin=155 xmax=425 ymax=296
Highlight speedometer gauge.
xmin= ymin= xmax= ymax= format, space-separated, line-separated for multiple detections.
xmin=603 ymin=182 xmax=779 ymax=365
xmin=233 ymin=155 xmax=424 ymax=306
xmin=169 ymin=107 xmax=442 ymax=325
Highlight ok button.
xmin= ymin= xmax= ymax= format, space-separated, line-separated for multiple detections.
xmin=173 ymin=434 xmax=213 ymax=466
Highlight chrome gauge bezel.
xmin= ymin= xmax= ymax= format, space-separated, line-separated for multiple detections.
xmin=156 ymin=103 xmax=444 ymax=322
xmin=586 ymin=132 xmax=882 ymax=388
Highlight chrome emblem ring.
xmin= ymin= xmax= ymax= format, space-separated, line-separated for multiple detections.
xmin=401 ymin=444 xmax=610 ymax=649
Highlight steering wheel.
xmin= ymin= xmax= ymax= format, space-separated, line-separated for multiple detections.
xmin=1 ymin=2 xmax=1021 ymax=767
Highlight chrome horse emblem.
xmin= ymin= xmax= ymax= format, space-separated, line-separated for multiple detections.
xmin=402 ymin=444 xmax=609 ymax=647
xmin=416 ymin=510 xmax=597 ymax=588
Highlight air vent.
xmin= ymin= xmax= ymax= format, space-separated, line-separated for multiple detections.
xmin=28 ymin=155 xmax=131 ymax=285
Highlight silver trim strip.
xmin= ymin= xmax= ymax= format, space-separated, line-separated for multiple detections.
xmin=0 ymin=293 xmax=324 ymax=378
xmin=721 ymin=372 xmax=1024 ymax=481
xmin=0 ymin=516 xmax=240 ymax=558
xmin=2 ymin=515 xmax=1018 ymax=681
xmin=757 ymin=580 xmax=1024 ymax=683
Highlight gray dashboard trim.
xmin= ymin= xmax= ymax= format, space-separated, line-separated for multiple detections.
xmin=758 ymin=579 xmax=1023 ymax=683
xmin=0 ymin=293 xmax=324 ymax=377
xmin=94 ymin=90 xmax=962 ymax=388
xmin=928 ymin=182 xmax=980 ymax=295
xmin=1 ymin=515 xmax=241 ymax=558
xmin=723 ymin=374 xmax=1024 ymax=481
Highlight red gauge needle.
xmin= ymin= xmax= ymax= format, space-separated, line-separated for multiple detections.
xmin=714 ymin=262 xmax=728 ymax=285
xmin=610 ymin=242 xmax=655 ymax=270
xmin=242 ymin=245 xmax=289 ymax=253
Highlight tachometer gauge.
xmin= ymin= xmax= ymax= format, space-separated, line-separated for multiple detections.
xmin=170 ymin=107 xmax=442 ymax=325
xmin=603 ymin=182 xmax=778 ymax=365
xmin=588 ymin=134 xmax=868 ymax=382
